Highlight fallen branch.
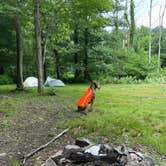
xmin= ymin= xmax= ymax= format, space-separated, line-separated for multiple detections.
xmin=23 ymin=128 xmax=69 ymax=163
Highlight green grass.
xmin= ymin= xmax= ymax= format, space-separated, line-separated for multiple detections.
xmin=0 ymin=84 xmax=166 ymax=156
xmin=55 ymin=84 xmax=166 ymax=155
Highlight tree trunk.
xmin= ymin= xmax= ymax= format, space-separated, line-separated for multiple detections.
xmin=83 ymin=28 xmax=90 ymax=82
xmin=129 ymin=0 xmax=135 ymax=48
xmin=124 ymin=0 xmax=129 ymax=48
xmin=42 ymin=45 xmax=47 ymax=81
xmin=158 ymin=4 xmax=166 ymax=72
xmin=148 ymin=0 xmax=153 ymax=63
xmin=34 ymin=0 xmax=43 ymax=93
xmin=41 ymin=32 xmax=48 ymax=81
xmin=74 ymin=28 xmax=79 ymax=81
xmin=0 ymin=67 xmax=4 ymax=75
xmin=54 ymin=49 xmax=60 ymax=79
xmin=114 ymin=0 xmax=119 ymax=32
xmin=158 ymin=26 xmax=161 ymax=73
xmin=15 ymin=14 xmax=23 ymax=90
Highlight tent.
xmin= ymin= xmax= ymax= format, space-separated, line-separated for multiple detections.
xmin=45 ymin=77 xmax=65 ymax=87
xmin=23 ymin=77 xmax=38 ymax=87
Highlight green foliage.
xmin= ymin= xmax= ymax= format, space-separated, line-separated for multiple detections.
xmin=89 ymin=42 xmax=158 ymax=81
xmin=47 ymin=87 xmax=56 ymax=96
xmin=145 ymin=69 xmax=166 ymax=83
xmin=0 ymin=75 xmax=13 ymax=85
xmin=99 ymin=76 xmax=140 ymax=84
xmin=0 ymin=0 xmax=166 ymax=83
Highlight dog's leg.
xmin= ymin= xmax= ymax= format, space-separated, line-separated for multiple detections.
xmin=90 ymin=99 xmax=94 ymax=112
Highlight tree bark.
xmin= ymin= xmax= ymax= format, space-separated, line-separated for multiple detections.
xmin=74 ymin=28 xmax=79 ymax=81
xmin=124 ymin=0 xmax=129 ymax=48
xmin=41 ymin=31 xmax=48 ymax=81
xmin=114 ymin=0 xmax=119 ymax=32
xmin=158 ymin=4 xmax=166 ymax=72
xmin=15 ymin=14 xmax=24 ymax=89
xmin=34 ymin=0 xmax=44 ymax=93
xmin=129 ymin=0 xmax=135 ymax=48
xmin=148 ymin=0 xmax=153 ymax=63
xmin=54 ymin=49 xmax=60 ymax=79
xmin=84 ymin=28 xmax=90 ymax=82
xmin=42 ymin=44 xmax=47 ymax=81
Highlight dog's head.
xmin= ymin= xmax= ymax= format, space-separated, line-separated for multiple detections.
xmin=91 ymin=81 xmax=101 ymax=89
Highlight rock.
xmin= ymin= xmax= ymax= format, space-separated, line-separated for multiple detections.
xmin=51 ymin=150 xmax=63 ymax=159
xmin=126 ymin=153 xmax=140 ymax=166
xmin=63 ymin=144 xmax=82 ymax=159
xmin=42 ymin=139 xmax=155 ymax=166
xmin=51 ymin=150 xmax=63 ymax=164
xmin=41 ymin=158 xmax=57 ymax=166
xmin=75 ymin=138 xmax=92 ymax=147
xmin=0 ymin=153 xmax=7 ymax=158
xmin=126 ymin=152 xmax=155 ymax=166
xmin=85 ymin=145 xmax=101 ymax=156
xmin=99 ymin=144 xmax=119 ymax=164
xmin=119 ymin=155 xmax=128 ymax=166
xmin=143 ymin=155 xmax=155 ymax=166
xmin=64 ymin=144 xmax=80 ymax=150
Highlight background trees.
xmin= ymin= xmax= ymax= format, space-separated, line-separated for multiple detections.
xmin=0 ymin=0 xmax=166 ymax=89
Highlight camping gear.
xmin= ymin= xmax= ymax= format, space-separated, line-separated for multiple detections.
xmin=45 ymin=77 xmax=65 ymax=87
xmin=23 ymin=77 xmax=38 ymax=87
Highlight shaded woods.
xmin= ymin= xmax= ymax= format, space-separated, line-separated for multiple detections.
xmin=0 ymin=0 xmax=166 ymax=93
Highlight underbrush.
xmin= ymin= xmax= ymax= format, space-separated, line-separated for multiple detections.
xmin=99 ymin=72 xmax=166 ymax=84
xmin=0 ymin=75 xmax=13 ymax=85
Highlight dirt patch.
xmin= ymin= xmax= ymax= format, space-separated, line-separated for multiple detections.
xmin=0 ymin=97 xmax=78 ymax=166
xmin=0 ymin=95 xmax=165 ymax=166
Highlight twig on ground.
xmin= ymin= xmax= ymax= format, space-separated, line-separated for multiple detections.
xmin=23 ymin=128 xmax=69 ymax=164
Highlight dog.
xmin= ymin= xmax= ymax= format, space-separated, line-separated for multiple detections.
xmin=77 ymin=81 xmax=100 ymax=114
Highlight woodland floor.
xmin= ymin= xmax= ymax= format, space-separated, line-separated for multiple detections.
xmin=0 ymin=84 xmax=166 ymax=166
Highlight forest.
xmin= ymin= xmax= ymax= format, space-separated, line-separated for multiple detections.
xmin=0 ymin=0 xmax=166 ymax=91
xmin=0 ymin=0 xmax=166 ymax=166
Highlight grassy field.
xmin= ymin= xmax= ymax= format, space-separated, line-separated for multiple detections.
xmin=56 ymin=84 xmax=166 ymax=155
xmin=0 ymin=84 xmax=166 ymax=164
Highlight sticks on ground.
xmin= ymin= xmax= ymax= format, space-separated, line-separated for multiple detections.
xmin=23 ymin=128 xmax=69 ymax=163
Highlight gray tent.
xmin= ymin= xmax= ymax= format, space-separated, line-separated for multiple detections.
xmin=45 ymin=77 xmax=65 ymax=87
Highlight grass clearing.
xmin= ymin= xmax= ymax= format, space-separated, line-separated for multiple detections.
xmin=0 ymin=84 xmax=165 ymax=163
xmin=55 ymin=84 xmax=166 ymax=155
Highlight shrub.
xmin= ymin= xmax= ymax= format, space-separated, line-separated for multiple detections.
xmin=90 ymin=49 xmax=158 ymax=81
xmin=0 ymin=75 xmax=13 ymax=85
xmin=99 ymin=76 xmax=142 ymax=84
xmin=145 ymin=69 xmax=166 ymax=83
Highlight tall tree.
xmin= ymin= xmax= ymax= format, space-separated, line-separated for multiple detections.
xmin=54 ymin=49 xmax=60 ymax=79
xmin=69 ymin=0 xmax=112 ymax=81
xmin=148 ymin=0 xmax=153 ymax=63
xmin=158 ymin=3 xmax=166 ymax=72
xmin=0 ymin=0 xmax=25 ymax=88
xmin=34 ymin=0 xmax=43 ymax=93
xmin=129 ymin=0 xmax=135 ymax=48
xmin=15 ymin=13 xmax=23 ymax=89
xmin=124 ymin=0 xmax=135 ymax=48
xmin=84 ymin=27 xmax=90 ymax=81
xmin=73 ymin=27 xmax=79 ymax=80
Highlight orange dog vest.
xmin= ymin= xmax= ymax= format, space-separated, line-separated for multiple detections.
xmin=77 ymin=87 xmax=95 ymax=107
